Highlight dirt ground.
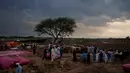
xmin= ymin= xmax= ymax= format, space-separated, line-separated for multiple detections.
xmin=1 ymin=53 xmax=125 ymax=73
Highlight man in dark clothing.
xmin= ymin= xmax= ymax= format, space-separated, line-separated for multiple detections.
xmin=73 ymin=49 xmax=77 ymax=62
xmin=99 ymin=52 xmax=103 ymax=62
xmin=0 ymin=45 xmax=1 ymax=51
xmin=126 ymin=49 xmax=129 ymax=57
xmin=60 ymin=46 xmax=63 ymax=59
xmin=93 ymin=47 xmax=97 ymax=61
xmin=1 ymin=45 xmax=4 ymax=51
xmin=5 ymin=44 xmax=9 ymax=50
xmin=32 ymin=43 xmax=37 ymax=55
xmin=94 ymin=47 xmax=97 ymax=54
xmin=49 ymin=46 xmax=52 ymax=60
xmin=107 ymin=52 xmax=111 ymax=62
xmin=82 ymin=51 xmax=87 ymax=64
xmin=87 ymin=52 xmax=90 ymax=64
xmin=123 ymin=50 xmax=127 ymax=59
xmin=33 ymin=48 xmax=36 ymax=55
xmin=42 ymin=48 xmax=47 ymax=60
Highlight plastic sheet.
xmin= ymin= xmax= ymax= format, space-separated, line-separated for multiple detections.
xmin=123 ymin=64 xmax=130 ymax=72
xmin=0 ymin=57 xmax=19 ymax=70
xmin=15 ymin=57 xmax=30 ymax=65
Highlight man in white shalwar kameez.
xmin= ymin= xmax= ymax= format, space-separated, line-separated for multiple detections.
xmin=51 ymin=47 xmax=56 ymax=62
xmin=54 ymin=47 xmax=58 ymax=59
xmin=87 ymin=46 xmax=90 ymax=53
xmin=104 ymin=53 xmax=108 ymax=63
xmin=57 ymin=47 xmax=61 ymax=59
xmin=107 ymin=51 xmax=111 ymax=62
xmin=91 ymin=46 xmax=94 ymax=54
xmin=96 ymin=52 xmax=99 ymax=62
xmin=102 ymin=50 xmax=105 ymax=61
xmin=109 ymin=51 xmax=113 ymax=62
xmin=90 ymin=53 xmax=93 ymax=64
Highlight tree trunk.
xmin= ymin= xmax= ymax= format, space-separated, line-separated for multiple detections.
xmin=53 ymin=38 xmax=58 ymax=44
xmin=58 ymin=37 xmax=63 ymax=45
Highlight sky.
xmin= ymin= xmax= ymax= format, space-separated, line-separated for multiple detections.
xmin=0 ymin=0 xmax=130 ymax=38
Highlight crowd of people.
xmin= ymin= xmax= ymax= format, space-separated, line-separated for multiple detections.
xmin=0 ymin=43 xmax=130 ymax=73
xmin=13 ymin=44 xmax=130 ymax=73
xmin=42 ymin=44 xmax=63 ymax=61
xmin=40 ymin=44 xmax=130 ymax=64
xmin=39 ymin=44 xmax=129 ymax=64
xmin=72 ymin=46 xmax=130 ymax=64
xmin=0 ymin=44 xmax=9 ymax=51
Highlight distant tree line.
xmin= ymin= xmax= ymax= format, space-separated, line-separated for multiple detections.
xmin=0 ymin=36 xmax=35 ymax=39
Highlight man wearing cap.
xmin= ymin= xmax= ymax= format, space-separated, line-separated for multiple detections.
xmin=16 ymin=63 xmax=22 ymax=73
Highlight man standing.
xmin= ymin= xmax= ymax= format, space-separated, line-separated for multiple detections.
xmin=96 ymin=52 xmax=99 ymax=62
xmin=82 ymin=51 xmax=87 ymax=64
xmin=42 ymin=48 xmax=47 ymax=60
xmin=16 ymin=63 xmax=22 ymax=73
xmin=99 ymin=50 xmax=103 ymax=62
xmin=87 ymin=52 xmax=90 ymax=64
xmin=104 ymin=52 xmax=108 ymax=63
xmin=90 ymin=53 xmax=93 ymax=64
xmin=107 ymin=51 xmax=111 ymax=62
xmin=60 ymin=46 xmax=63 ymax=59
xmin=48 ymin=44 xmax=52 ymax=60
xmin=32 ymin=43 xmax=37 ymax=55
xmin=51 ymin=46 xmax=56 ymax=62
xmin=73 ymin=48 xmax=77 ymax=62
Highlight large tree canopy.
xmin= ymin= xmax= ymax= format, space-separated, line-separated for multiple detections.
xmin=34 ymin=17 xmax=76 ymax=43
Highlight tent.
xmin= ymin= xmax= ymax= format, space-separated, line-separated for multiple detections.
xmin=8 ymin=41 xmax=19 ymax=47
xmin=0 ymin=56 xmax=30 ymax=70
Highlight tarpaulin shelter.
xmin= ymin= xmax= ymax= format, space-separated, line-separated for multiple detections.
xmin=123 ymin=64 xmax=130 ymax=72
xmin=0 ymin=40 xmax=9 ymax=51
xmin=8 ymin=41 xmax=20 ymax=47
xmin=0 ymin=56 xmax=31 ymax=70
xmin=0 ymin=56 xmax=19 ymax=70
xmin=0 ymin=40 xmax=6 ymax=45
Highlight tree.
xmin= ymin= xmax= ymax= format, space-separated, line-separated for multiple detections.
xmin=27 ymin=36 xmax=34 ymax=38
xmin=34 ymin=17 xmax=77 ymax=43
xmin=126 ymin=36 xmax=129 ymax=40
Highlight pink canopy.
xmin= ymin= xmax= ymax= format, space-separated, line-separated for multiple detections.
xmin=0 ymin=56 xmax=31 ymax=70
xmin=123 ymin=64 xmax=130 ymax=72
xmin=0 ymin=56 xmax=19 ymax=70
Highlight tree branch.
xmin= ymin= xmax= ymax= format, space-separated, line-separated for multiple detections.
xmin=54 ymin=27 xmax=58 ymax=37
xmin=47 ymin=28 xmax=57 ymax=38
xmin=41 ymin=28 xmax=55 ymax=38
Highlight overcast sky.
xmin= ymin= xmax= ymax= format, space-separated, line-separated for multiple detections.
xmin=0 ymin=0 xmax=130 ymax=38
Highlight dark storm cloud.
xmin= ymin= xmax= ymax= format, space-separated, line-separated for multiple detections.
xmin=0 ymin=10 xmax=33 ymax=36
xmin=0 ymin=0 xmax=130 ymax=36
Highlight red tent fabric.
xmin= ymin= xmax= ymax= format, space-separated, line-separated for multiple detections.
xmin=0 ymin=56 xmax=30 ymax=70
xmin=0 ymin=57 xmax=19 ymax=70
xmin=15 ymin=57 xmax=30 ymax=65
xmin=0 ymin=51 xmax=32 ymax=57
xmin=8 ymin=42 xmax=19 ymax=47
xmin=123 ymin=64 xmax=130 ymax=72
